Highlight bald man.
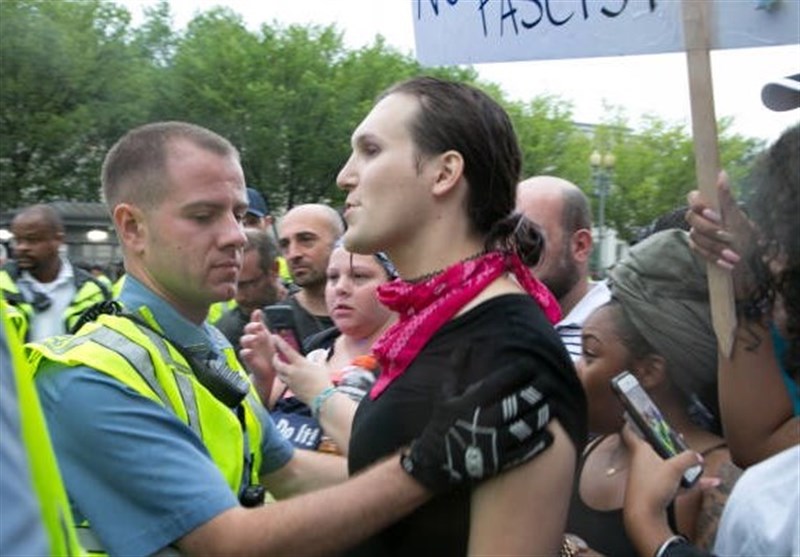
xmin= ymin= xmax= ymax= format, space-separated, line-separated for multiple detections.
xmin=1 ymin=204 xmax=110 ymax=341
xmin=516 ymin=176 xmax=611 ymax=362
xmin=274 ymin=203 xmax=344 ymax=342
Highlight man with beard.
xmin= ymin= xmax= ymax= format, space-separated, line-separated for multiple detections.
xmin=516 ymin=176 xmax=610 ymax=361
xmin=275 ymin=203 xmax=342 ymax=342
xmin=0 ymin=204 xmax=110 ymax=342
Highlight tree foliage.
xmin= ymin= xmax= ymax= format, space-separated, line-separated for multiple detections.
xmin=0 ymin=0 xmax=766 ymax=240
xmin=0 ymin=0 xmax=155 ymax=207
xmin=590 ymin=110 xmax=762 ymax=241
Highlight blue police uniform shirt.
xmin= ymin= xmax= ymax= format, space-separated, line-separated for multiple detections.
xmin=35 ymin=276 xmax=294 ymax=557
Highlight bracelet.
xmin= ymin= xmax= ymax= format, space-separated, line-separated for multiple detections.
xmin=560 ymin=537 xmax=578 ymax=557
xmin=559 ymin=534 xmax=588 ymax=557
xmin=311 ymin=386 xmax=337 ymax=419
xmin=654 ymin=535 xmax=688 ymax=557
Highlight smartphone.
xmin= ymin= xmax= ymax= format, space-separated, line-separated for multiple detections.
xmin=262 ymin=306 xmax=305 ymax=356
xmin=610 ymin=371 xmax=703 ymax=487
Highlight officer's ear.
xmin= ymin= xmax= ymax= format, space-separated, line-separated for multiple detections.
xmin=114 ymin=203 xmax=147 ymax=255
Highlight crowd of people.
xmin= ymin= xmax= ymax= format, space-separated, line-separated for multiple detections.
xmin=0 ymin=73 xmax=797 ymax=557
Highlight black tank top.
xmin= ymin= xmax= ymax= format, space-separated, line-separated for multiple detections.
xmin=567 ymin=435 xmax=678 ymax=556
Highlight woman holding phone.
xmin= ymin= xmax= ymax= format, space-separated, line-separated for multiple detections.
xmin=244 ymin=243 xmax=396 ymax=453
xmin=622 ymin=122 xmax=799 ymax=557
xmin=565 ymin=229 xmax=738 ymax=556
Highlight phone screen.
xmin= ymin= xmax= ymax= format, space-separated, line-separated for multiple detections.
xmin=611 ymin=371 xmax=703 ymax=487
xmin=263 ymin=306 xmax=305 ymax=357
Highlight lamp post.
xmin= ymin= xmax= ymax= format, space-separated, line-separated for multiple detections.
xmin=589 ymin=150 xmax=615 ymax=278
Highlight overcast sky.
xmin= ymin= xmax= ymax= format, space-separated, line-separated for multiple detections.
xmin=123 ymin=0 xmax=800 ymax=142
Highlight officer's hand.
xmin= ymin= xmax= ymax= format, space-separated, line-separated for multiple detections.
xmin=401 ymin=360 xmax=553 ymax=493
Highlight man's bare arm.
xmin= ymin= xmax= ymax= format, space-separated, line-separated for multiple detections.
xmin=261 ymin=448 xmax=348 ymax=498
xmin=180 ymin=455 xmax=426 ymax=557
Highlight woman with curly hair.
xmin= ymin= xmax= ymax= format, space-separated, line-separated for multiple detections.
xmin=686 ymin=123 xmax=799 ymax=468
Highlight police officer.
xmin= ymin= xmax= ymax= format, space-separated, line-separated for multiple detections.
xmin=28 ymin=121 xmax=555 ymax=556
xmin=0 ymin=296 xmax=83 ymax=556
xmin=0 ymin=204 xmax=110 ymax=342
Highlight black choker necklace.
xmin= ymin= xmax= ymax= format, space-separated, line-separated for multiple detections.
xmin=406 ymin=250 xmax=488 ymax=284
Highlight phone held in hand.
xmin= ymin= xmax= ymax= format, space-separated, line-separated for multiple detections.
xmin=262 ymin=306 xmax=305 ymax=356
xmin=610 ymin=371 xmax=703 ymax=488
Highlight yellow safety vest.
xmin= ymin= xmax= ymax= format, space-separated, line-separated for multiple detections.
xmin=111 ymin=275 xmax=125 ymax=298
xmin=1 ymin=297 xmax=84 ymax=556
xmin=2 ymin=299 xmax=29 ymax=345
xmin=28 ymin=308 xmax=265 ymax=493
xmin=0 ymin=264 xmax=110 ymax=342
xmin=277 ymin=256 xmax=292 ymax=285
xmin=26 ymin=308 xmax=266 ymax=553
xmin=207 ymin=298 xmax=237 ymax=325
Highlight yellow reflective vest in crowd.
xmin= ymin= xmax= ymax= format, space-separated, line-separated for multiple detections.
xmin=0 ymin=262 xmax=111 ymax=342
xmin=27 ymin=308 xmax=265 ymax=498
xmin=1 ymin=296 xmax=84 ymax=556
xmin=207 ymin=298 xmax=237 ymax=325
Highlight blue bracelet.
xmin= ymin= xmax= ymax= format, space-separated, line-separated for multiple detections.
xmin=311 ymin=386 xmax=337 ymax=419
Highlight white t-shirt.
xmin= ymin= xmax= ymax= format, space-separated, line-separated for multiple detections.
xmin=16 ymin=257 xmax=76 ymax=341
xmin=714 ymin=444 xmax=800 ymax=556
xmin=555 ymin=280 xmax=611 ymax=363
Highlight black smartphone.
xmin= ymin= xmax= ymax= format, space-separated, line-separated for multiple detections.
xmin=610 ymin=371 xmax=703 ymax=488
xmin=262 ymin=306 xmax=305 ymax=356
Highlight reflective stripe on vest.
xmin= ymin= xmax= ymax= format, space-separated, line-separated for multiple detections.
xmin=27 ymin=314 xmax=264 ymax=493
xmin=1 ymin=297 xmax=84 ymax=556
xmin=87 ymin=325 xmax=202 ymax=437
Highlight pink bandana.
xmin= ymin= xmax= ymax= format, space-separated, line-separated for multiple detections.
xmin=369 ymin=250 xmax=561 ymax=399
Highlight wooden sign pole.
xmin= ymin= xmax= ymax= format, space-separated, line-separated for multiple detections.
xmin=682 ymin=0 xmax=737 ymax=358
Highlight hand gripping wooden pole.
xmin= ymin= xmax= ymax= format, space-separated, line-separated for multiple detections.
xmin=682 ymin=0 xmax=737 ymax=358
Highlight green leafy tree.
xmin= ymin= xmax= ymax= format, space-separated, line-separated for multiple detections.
xmin=163 ymin=9 xmax=476 ymax=213
xmin=0 ymin=0 xmax=766 ymax=239
xmin=589 ymin=110 xmax=762 ymax=241
xmin=504 ymin=94 xmax=593 ymax=184
xmin=164 ymin=14 xmax=357 ymax=211
xmin=0 ymin=0 xmax=156 ymax=209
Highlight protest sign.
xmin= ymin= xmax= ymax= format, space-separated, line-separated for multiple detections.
xmin=413 ymin=0 xmax=800 ymax=65
xmin=412 ymin=0 xmax=800 ymax=356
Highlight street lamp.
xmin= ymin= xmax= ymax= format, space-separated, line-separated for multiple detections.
xmin=589 ymin=150 xmax=615 ymax=278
